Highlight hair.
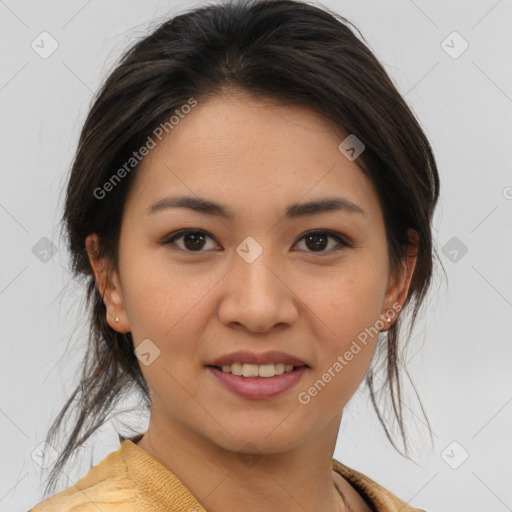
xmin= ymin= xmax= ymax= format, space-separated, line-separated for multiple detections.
xmin=42 ymin=0 xmax=441 ymax=498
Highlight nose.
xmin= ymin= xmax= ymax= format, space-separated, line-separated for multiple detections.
xmin=217 ymin=251 xmax=299 ymax=333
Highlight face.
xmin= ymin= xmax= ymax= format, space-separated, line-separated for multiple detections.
xmin=87 ymin=91 xmax=415 ymax=455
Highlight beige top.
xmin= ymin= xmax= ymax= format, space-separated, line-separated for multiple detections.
xmin=30 ymin=434 xmax=427 ymax=511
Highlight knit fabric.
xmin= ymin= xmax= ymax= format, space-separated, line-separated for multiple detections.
xmin=29 ymin=435 xmax=426 ymax=511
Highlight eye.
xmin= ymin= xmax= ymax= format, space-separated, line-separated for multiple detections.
xmin=162 ymin=229 xmax=219 ymax=252
xmin=162 ymin=228 xmax=349 ymax=254
xmin=295 ymin=230 xmax=349 ymax=254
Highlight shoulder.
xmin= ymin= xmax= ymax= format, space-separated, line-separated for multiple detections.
xmin=332 ymin=458 xmax=427 ymax=512
xmin=29 ymin=445 xmax=140 ymax=512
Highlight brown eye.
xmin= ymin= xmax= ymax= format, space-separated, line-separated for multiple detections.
xmin=163 ymin=229 xmax=218 ymax=252
xmin=295 ymin=230 xmax=349 ymax=254
xmin=162 ymin=229 xmax=349 ymax=255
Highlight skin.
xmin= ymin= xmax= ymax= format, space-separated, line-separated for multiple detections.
xmin=86 ymin=90 xmax=417 ymax=512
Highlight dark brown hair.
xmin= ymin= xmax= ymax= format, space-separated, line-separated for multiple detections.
xmin=42 ymin=0 xmax=441 ymax=498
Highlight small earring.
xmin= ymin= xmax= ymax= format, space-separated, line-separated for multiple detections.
xmin=115 ymin=316 xmax=119 ymax=323
xmin=386 ymin=317 xmax=391 ymax=322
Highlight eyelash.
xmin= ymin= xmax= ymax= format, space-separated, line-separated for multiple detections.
xmin=161 ymin=229 xmax=350 ymax=255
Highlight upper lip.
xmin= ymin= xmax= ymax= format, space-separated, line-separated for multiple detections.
xmin=207 ymin=350 xmax=309 ymax=367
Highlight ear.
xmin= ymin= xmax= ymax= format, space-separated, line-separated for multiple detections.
xmin=381 ymin=229 xmax=419 ymax=330
xmin=85 ymin=233 xmax=130 ymax=333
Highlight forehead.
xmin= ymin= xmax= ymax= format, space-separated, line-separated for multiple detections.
xmin=123 ymin=92 xmax=381 ymax=224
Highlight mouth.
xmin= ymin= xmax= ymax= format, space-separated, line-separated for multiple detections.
xmin=205 ymin=363 xmax=310 ymax=399
xmin=206 ymin=362 xmax=309 ymax=378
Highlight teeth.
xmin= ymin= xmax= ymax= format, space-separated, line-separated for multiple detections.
xmin=219 ymin=363 xmax=298 ymax=377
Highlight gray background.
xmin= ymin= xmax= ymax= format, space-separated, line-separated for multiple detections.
xmin=1 ymin=1 xmax=511 ymax=511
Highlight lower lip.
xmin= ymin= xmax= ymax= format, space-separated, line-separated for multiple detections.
xmin=206 ymin=366 xmax=309 ymax=400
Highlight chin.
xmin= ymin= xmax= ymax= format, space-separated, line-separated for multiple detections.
xmin=208 ymin=423 xmax=307 ymax=456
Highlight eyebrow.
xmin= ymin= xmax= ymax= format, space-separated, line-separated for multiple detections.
xmin=147 ymin=195 xmax=365 ymax=219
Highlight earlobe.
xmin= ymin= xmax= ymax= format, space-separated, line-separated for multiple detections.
xmin=85 ymin=233 xmax=130 ymax=333
xmin=382 ymin=229 xmax=419 ymax=329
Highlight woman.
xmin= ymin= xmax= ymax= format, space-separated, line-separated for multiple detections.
xmin=30 ymin=0 xmax=440 ymax=510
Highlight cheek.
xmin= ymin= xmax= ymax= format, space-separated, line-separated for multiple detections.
xmin=118 ymin=254 xmax=202 ymax=368
xmin=300 ymin=276 xmax=384 ymax=412
xmin=302 ymin=256 xmax=388 ymax=340
xmin=298 ymin=256 xmax=387 ymax=401
xmin=121 ymin=270 xmax=212 ymax=408
xmin=120 ymin=244 xmax=207 ymax=332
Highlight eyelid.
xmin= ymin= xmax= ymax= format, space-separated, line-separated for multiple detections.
xmin=161 ymin=228 xmax=219 ymax=251
xmin=161 ymin=228 xmax=351 ymax=254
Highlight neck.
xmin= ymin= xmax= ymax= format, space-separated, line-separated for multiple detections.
xmin=136 ymin=412 xmax=348 ymax=512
